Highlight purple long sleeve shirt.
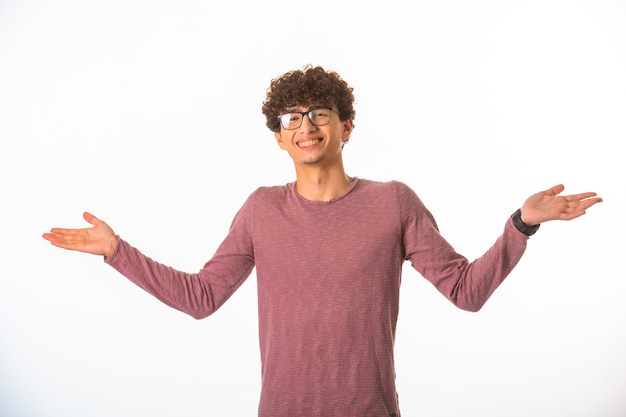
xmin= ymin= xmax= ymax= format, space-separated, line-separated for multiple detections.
xmin=106 ymin=178 xmax=528 ymax=416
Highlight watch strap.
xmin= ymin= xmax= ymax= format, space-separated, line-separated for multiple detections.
xmin=511 ymin=208 xmax=540 ymax=236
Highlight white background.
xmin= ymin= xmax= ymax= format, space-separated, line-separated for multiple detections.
xmin=1 ymin=1 xmax=624 ymax=416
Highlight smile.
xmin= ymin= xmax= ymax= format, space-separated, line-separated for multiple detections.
xmin=297 ymin=139 xmax=322 ymax=148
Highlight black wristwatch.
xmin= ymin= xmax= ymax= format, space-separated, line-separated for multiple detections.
xmin=511 ymin=209 xmax=540 ymax=236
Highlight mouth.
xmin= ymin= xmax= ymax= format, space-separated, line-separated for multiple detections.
xmin=297 ymin=138 xmax=323 ymax=149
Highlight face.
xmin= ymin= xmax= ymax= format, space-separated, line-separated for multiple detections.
xmin=274 ymin=105 xmax=354 ymax=168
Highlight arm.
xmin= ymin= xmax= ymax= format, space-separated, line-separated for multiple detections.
xmin=43 ymin=203 xmax=256 ymax=319
xmin=399 ymin=183 xmax=602 ymax=312
xmin=104 ymin=237 xmax=254 ymax=319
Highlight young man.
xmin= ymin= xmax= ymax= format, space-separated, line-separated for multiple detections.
xmin=43 ymin=65 xmax=602 ymax=417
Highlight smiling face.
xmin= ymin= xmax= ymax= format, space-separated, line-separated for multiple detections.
xmin=261 ymin=65 xmax=356 ymax=133
xmin=274 ymin=105 xmax=354 ymax=168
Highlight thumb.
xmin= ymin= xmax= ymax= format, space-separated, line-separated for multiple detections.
xmin=545 ymin=184 xmax=565 ymax=196
xmin=83 ymin=211 xmax=100 ymax=226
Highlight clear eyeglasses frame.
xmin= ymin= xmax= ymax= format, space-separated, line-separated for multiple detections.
xmin=277 ymin=107 xmax=335 ymax=130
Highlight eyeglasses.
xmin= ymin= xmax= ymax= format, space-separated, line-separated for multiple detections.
xmin=277 ymin=107 xmax=335 ymax=130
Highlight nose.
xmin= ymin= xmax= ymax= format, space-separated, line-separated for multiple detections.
xmin=299 ymin=113 xmax=317 ymax=132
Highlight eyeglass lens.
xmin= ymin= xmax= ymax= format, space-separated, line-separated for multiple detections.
xmin=279 ymin=108 xmax=332 ymax=130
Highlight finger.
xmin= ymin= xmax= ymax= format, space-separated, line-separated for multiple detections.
xmin=560 ymin=197 xmax=602 ymax=220
xmin=44 ymin=230 xmax=78 ymax=242
xmin=48 ymin=238 xmax=86 ymax=251
xmin=577 ymin=197 xmax=603 ymax=211
xmin=545 ymin=184 xmax=565 ymax=196
xmin=42 ymin=232 xmax=75 ymax=248
xmin=42 ymin=232 xmax=55 ymax=242
xmin=83 ymin=211 xmax=99 ymax=226
xmin=565 ymin=192 xmax=599 ymax=203
xmin=48 ymin=227 xmax=87 ymax=236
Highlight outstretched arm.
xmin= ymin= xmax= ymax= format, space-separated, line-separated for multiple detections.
xmin=42 ymin=212 xmax=118 ymax=257
xmin=520 ymin=184 xmax=602 ymax=226
xmin=43 ymin=207 xmax=256 ymax=319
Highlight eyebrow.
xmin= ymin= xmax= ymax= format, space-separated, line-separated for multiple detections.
xmin=283 ymin=105 xmax=329 ymax=113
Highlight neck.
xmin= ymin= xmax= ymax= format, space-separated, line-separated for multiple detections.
xmin=294 ymin=163 xmax=352 ymax=202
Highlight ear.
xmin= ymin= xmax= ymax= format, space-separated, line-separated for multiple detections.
xmin=342 ymin=119 xmax=354 ymax=141
xmin=275 ymin=131 xmax=287 ymax=150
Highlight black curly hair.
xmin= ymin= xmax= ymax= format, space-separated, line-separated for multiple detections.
xmin=262 ymin=65 xmax=356 ymax=132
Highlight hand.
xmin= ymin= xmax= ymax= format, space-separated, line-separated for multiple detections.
xmin=42 ymin=212 xmax=118 ymax=257
xmin=520 ymin=184 xmax=603 ymax=226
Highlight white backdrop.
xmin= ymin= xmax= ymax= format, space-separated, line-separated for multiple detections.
xmin=1 ymin=1 xmax=624 ymax=416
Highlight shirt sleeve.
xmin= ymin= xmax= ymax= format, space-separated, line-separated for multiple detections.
xmin=105 ymin=193 xmax=257 ymax=319
xmin=395 ymin=182 xmax=528 ymax=312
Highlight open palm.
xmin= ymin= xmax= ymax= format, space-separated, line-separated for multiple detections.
xmin=520 ymin=184 xmax=602 ymax=226
xmin=42 ymin=212 xmax=118 ymax=257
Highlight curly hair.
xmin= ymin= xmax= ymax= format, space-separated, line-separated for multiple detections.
xmin=262 ymin=65 xmax=356 ymax=132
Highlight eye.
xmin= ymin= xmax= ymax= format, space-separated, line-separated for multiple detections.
xmin=279 ymin=112 xmax=304 ymax=129
xmin=311 ymin=110 xmax=329 ymax=119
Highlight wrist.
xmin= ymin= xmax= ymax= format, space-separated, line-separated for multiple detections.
xmin=511 ymin=209 xmax=540 ymax=236
xmin=105 ymin=235 xmax=120 ymax=258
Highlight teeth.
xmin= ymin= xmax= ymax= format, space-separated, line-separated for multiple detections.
xmin=299 ymin=139 xmax=320 ymax=147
